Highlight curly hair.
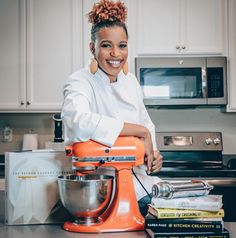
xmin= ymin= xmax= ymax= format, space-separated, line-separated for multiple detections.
xmin=87 ymin=0 xmax=128 ymax=42
xmin=88 ymin=0 xmax=127 ymax=24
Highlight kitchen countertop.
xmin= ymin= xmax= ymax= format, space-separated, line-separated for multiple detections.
xmin=0 ymin=190 xmax=236 ymax=238
xmin=0 ymin=191 xmax=149 ymax=238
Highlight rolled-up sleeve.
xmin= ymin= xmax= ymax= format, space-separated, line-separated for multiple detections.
xmin=61 ymin=76 xmax=124 ymax=147
xmin=91 ymin=115 xmax=124 ymax=146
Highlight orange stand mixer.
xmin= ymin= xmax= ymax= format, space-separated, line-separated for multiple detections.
xmin=58 ymin=136 xmax=145 ymax=233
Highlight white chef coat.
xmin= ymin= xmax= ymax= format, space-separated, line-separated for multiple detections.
xmin=61 ymin=67 xmax=157 ymax=149
xmin=61 ymin=67 xmax=162 ymax=200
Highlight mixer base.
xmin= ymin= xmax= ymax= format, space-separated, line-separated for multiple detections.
xmin=63 ymin=219 xmax=144 ymax=233
xmin=74 ymin=217 xmax=102 ymax=225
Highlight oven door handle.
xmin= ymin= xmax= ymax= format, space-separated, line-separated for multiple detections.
xmin=206 ymin=179 xmax=236 ymax=187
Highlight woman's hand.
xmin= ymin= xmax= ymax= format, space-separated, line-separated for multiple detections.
xmin=143 ymin=130 xmax=154 ymax=174
xmin=151 ymin=150 xmax=163 ymax=173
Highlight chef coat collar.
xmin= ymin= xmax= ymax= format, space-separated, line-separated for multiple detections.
xmin=96 ymin=68 xmax=124 ymax=85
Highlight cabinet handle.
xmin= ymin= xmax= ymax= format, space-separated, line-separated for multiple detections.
xmin=182 ymin=45 xmax=186 ymax=50
xmin=26 ymin=101 xmax=31 ymax=106
xmin=176 ymin=45 xmax=180 ymax=49
xmin=20 ymin=101 xmax=24 ymax=105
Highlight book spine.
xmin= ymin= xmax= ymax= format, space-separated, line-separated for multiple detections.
xmin=145 ymin=220 xmax=223 ymax=233
xmin=151 ymin=196 xmax=223 ymax=212
xmin=165 ymin=203 xmax=221 ymax=212
xmin=146 ymin=229 xmax=229 ymax=238
xmin=150 ymin=234 xmax=229 ymax=238
xmin=150 ymin=208 xmax=224 ymax=219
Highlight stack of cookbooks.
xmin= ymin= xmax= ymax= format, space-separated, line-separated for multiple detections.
xmin=145 ymin=195 xmax=230 ymax=238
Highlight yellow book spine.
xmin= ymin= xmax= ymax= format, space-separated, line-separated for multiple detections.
xmin=150 ymin=208 xmax=225 ymax=219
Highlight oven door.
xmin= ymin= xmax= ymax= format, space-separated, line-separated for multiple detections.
xmin=135 ymin=57 xmax=207 ymax=106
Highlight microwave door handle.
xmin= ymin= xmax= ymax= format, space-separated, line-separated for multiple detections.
xmin=202 ymin=66 xmax=207 ymax=98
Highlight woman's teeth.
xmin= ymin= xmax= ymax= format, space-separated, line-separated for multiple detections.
xmin=107 ymin=60 xmax=121 ymax=67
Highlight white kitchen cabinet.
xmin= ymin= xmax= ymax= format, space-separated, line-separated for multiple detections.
xmin=136 ymin=0 xmax=227 ymax=55
xmin=81 ymin=0 xmax=97 ymax=67
xmin=0 ymin=0 xmax=82 ymax=112
xmin=227 ymin=0 xmax=236 ymax=112
xmin=0 ymin=0 xmax=26 ymax=111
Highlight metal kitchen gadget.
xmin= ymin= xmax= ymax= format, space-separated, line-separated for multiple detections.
xmin=58 ymin=136 xmax=145 ymax=233
xmin=152 ymin=180 xmax=213 ymax=199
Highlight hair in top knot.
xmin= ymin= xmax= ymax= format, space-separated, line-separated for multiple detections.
xmin=88 ymin=0 xmax=127 ymax=25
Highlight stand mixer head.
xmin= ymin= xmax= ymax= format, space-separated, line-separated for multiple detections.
xmin=58 ymin=136 xmax=145 ymax=233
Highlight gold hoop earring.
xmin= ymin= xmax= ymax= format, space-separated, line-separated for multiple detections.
xmin=123 ymin=61 xmax=128 ymax=75
xmin=90 ymin=58 xmax=98 ymax=74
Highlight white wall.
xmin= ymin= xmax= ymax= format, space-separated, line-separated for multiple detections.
xmin=0 ymin=114 xmax=54 ymax=154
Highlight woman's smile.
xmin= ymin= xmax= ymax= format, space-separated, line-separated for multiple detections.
xmin=106 ymin=59 xmax=123 ymax=67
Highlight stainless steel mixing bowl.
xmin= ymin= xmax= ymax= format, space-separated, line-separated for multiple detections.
xmin=58 ymin=174 xmax=114 ymax=224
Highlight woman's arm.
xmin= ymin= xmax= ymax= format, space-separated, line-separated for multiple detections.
xmin=62 ymin=75 xmax=124 ymax=147
xmin=119 ymin=122 xmax=154 ymax=174
xmin=120 ymin=123 xmax=163 ymax=174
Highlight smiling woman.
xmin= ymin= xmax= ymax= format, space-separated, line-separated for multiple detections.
xmin=90 ymin=26 xmax=128 ymax=82
xmin=61 ymin=0 xmax=163 ymax=217
xmin=87 ymin=0 xmax=128 ymax=82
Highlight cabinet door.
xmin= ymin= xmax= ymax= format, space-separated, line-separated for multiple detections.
xmin=136 ymin=0 xmax=226 ymax=55
xmin=182 ymin=0 xmax=226 ymax=54
xmin=82 ymin=0 xmax=97 ymax=67
xmin=227 ymin=0 xmax=236 ymax=111
xmin=0 ymin=0 xmax=26 ymax=111
xmin=25 ymin=0 xmax=82 ymax=111
xmin=136 ymin=0 xmax=180 ymax=55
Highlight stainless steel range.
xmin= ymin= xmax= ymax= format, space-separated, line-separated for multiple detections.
xmin=153 ymin=132 xmax=236 ymax=221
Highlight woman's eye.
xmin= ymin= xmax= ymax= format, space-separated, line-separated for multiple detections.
xmin=101 ymin=43 xmax=111 ymax=48
xmin=120 ymin=44 xmax=127 ymax=48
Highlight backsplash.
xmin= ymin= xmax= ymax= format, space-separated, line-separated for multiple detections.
xmin=149 ymin=108 xmax=236 ymax=154
xmin=0 ymin=114 xmax=55 ymax=154
xmin=0 ymin=108 xmax=236 ymax=154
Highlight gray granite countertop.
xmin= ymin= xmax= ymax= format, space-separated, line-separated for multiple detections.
xmin=1 ymin=190 xmax=236 ymax=238
xmin=0 ymin=191 xmax=148 ymax=238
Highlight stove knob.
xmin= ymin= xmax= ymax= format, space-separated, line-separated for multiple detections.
xmin=205 ymin=138 xmax=212 ymax=145
xmin=213 ymin=138 xmax=221 ymax=145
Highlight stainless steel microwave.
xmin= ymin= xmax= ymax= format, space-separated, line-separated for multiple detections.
xmin=135 ymin=56 xmax=227 ymax=107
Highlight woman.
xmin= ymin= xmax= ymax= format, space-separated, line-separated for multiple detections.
xmin=61 ymin=0 xmax=163 ymax=215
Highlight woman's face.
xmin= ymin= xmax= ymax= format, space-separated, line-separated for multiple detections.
xmin=91 ymin=26 xmax=128 ymax=82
